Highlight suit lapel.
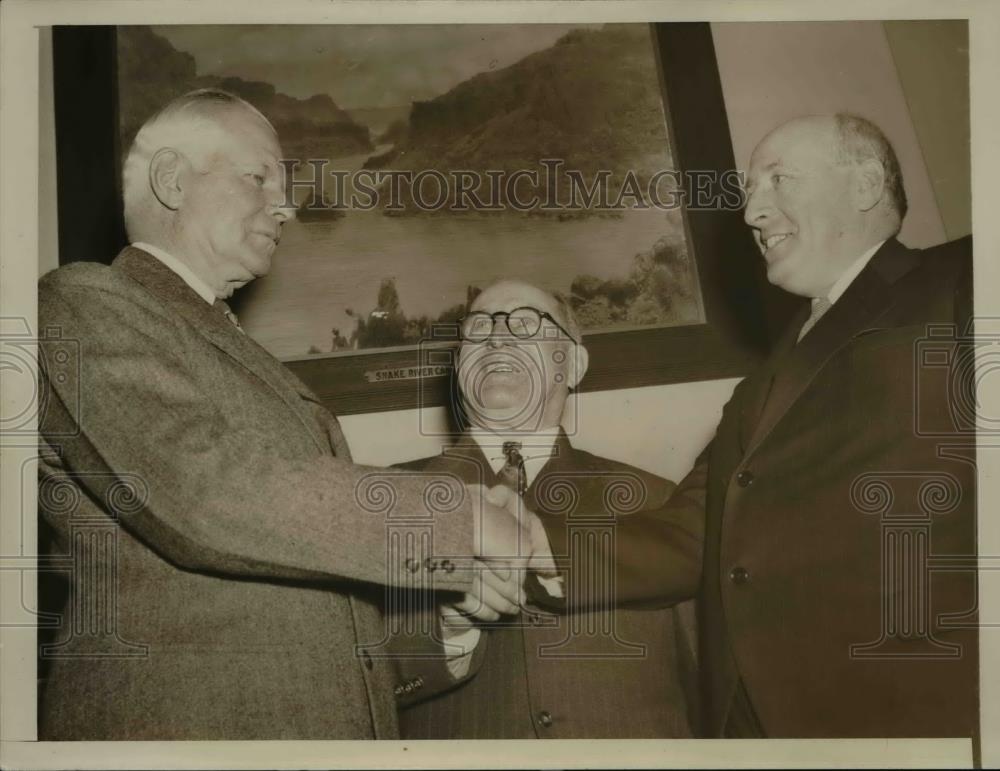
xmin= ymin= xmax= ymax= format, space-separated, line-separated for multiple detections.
xmin=114 ymin=247 xmax=333 ymax=454
xmin=524 ymin=431 xmax=576 ymax=515
xmin=737 ymin=304 xmax=808 ymax=453
xmin=743 ymin=239 xmax=922 ymax=457
xmin=440 ymin=438 xmax=500 ymax=486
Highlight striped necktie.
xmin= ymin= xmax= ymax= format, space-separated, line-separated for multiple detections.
xmin=498 ymin=441 xmax=527 ymax=497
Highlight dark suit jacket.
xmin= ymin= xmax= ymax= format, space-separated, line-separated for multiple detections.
xmin=36 ymin=247 xmax=477 ymax=740
xmin=392 ymin=433 xmax=697 ymax=738
xmin=662 ymin=237 xmax=977 ymax=737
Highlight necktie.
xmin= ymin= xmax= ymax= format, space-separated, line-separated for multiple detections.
xmin=498 ymin=440 xmax=564 ymax=601
xmin=215 ymin=299 xmax=245 ymax=333
xmin=797 ymin=296 xmax=832 ymax=342
xmin=498 ymin=441 xmax=527 ymax=497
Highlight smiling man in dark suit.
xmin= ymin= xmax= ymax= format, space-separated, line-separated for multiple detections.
xmin=36 ymin=89 xmax=533 ymax=740
xmin=667 ymin=113 xmax=977 ymax=738
xmin=393 ymin=279 xmax=702 ymax=739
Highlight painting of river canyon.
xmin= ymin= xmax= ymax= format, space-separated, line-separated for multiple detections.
xmin=117 ymin=24 xmax=704 ymax=359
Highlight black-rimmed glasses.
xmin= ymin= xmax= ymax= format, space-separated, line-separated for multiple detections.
xmin=459 ymin=306 xmax=579 ymax=344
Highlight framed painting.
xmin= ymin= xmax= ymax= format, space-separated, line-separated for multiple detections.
xmin=53 ymin=22 xmax=778 ymax=415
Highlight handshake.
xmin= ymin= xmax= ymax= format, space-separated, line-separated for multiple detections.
xmin=457 ymin=483 xmax=558 ymax=623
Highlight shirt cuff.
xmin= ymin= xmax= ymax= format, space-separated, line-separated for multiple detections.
xmin=440 ymin=606 xmax=482 ymax=679
xmin=536 ymin=573 xmax=565 ymax=598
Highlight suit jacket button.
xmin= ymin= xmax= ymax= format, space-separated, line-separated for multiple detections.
xmin=403 ymin=682 xmax=414 ymax=694
xmin=393 ymin=684 xmax=405 ymax=697
xmin=361 ymin=650 xmax=374 ymax=670
xmin=729 ymin=566 xmax=750 ymax=584
xmin=736 ymin=470 xmax=754 ymax=487
xmin=405 ymin=558 xmax=420 ymax=574
xmin=536 ymin=710 xmax=554 ymax=728
xmin=413 ymin=676 xmax=424 ymax=689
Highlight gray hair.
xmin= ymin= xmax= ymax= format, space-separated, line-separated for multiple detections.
xmin=121 ymin=89 xmax=276 ymax=240
xmin=834 ymin=113 xmax=907 ymax=227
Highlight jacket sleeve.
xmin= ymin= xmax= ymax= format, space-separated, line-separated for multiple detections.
xmin=384 ymin=600 xmax=489 ymax=709
xmin=37 ymin=276 xmax=474 ymax=594
xmin=534 ymin=448 xmax=708 ymax=610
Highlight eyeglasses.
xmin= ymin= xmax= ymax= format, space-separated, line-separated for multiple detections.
xmin=459 ymin=306 xmax=579 ymax=345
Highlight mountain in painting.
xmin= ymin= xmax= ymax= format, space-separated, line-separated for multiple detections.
xmin=372 ymin=25 xmax=672 ymax=191
xmin=117 ymin=26 xmax=372 ymax=160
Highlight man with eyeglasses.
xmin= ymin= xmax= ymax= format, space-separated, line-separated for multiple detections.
xmin=391 ymin=279 xmax=700 ymax=739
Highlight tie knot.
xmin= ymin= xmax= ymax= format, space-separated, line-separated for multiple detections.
xmin=499 ymin=441 xmax=526 ymax=497
xmin=502 ymin=441 xmax=523 ymax=465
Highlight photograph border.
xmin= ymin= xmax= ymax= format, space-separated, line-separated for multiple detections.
xmin=2 ymin=1 xmax=998 ymax=769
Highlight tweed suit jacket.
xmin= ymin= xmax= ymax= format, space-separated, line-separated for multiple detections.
xmin=36 ymin=247 xmax=477 ymax=740
xmin=651 ymin=237 xmax=977 ymax=737
xmin=392 ymin=433 xmax=698 ymax=739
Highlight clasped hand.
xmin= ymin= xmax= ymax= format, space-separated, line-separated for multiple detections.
xmin=452 ymin=484 xmax=557 ymax=623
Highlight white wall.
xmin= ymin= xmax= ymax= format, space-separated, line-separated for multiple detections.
xmin=341 ymin=378 xmax=740 ymax=483
xmin=883 ymin=20 xmax=970 ymax=240
xmin=710 ymin=20 xmax=947 ymax=248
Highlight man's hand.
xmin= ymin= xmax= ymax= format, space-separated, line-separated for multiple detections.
xmin=466 ymin=483 xmax=560 ymax=612
xmin=449 ymin=559 xmax=522 ymax=622
xmin=477 ymin=483 xmax=558 ymax=576
xmin=468 ymin=483 xmax=532 ymax=563
xmin=527 ymin=512 xmax=558 ymax=577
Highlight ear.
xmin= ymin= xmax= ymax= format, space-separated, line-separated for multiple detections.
xmin=148 ymin=148 xmax=189 ymax=211
xmin=567 ymin=343 xmax=590 ymax=390
xmin=853 ymin=158 xmax=886 ymax=213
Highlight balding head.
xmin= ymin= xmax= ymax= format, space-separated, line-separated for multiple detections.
xmin=743 ymin=114 xmax=905 ymax=298
xmin=469 ymin=280 xmax=582 ymax=342
xmin=833 ymin=114 xmax=907 ymax=224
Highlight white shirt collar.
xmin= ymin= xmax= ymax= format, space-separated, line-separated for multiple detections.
xmin=132 ymin=242 xmax=217 ymax=305
xmin=822 ymin=239 xmax=887 ymax=306
xmin=469 ymin=428 xmax=561 ymax=489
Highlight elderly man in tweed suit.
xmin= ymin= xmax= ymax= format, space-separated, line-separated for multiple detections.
xmin=36 ymin=89 xmax=532 ymax=740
